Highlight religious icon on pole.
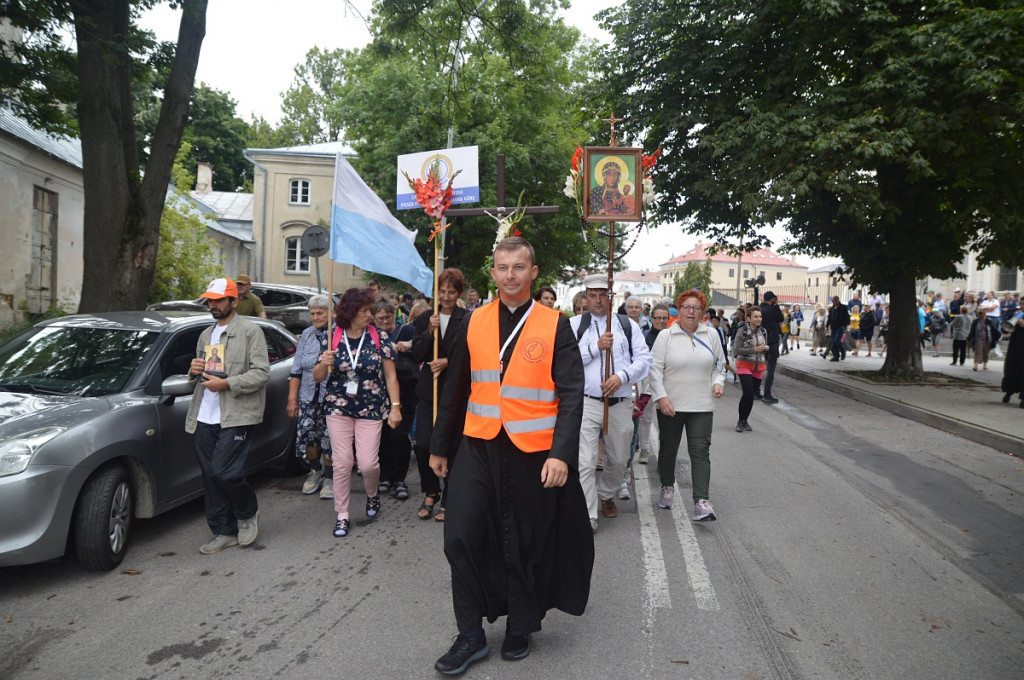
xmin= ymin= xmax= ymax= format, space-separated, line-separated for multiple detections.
xmin=582 ymin=147 xmax=644 ymax=222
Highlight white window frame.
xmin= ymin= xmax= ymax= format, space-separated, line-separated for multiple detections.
xmin=289 ymin=179 xmax=311 ymax=205
xmin=285 ymin=236 xmax=311 ymax=273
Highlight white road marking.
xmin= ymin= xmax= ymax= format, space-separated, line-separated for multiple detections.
xmin=672 ymin=484 xmax=721 ymax=611
xmin=633 ymin=464 xmax=672 ymax=628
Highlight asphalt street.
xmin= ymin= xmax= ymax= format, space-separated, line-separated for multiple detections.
xmin=2 ymin=371 xmax=1023 ymax=679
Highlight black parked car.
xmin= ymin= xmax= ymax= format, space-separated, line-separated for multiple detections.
xmin=0 ymin=312 xmax=297 ymax=570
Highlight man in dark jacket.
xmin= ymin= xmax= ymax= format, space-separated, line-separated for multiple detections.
xmin=758 ymin=291 xmax=784 ymax=403
xmin=826 ymin=296 xmax=851 ymax=362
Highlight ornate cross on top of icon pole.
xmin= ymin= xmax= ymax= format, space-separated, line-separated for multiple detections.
xmin=601 ymin=112 xmax=624 ymax=147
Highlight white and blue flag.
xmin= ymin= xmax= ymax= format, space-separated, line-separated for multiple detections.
xmin=329 ymin=154 xmax=434 ymax=296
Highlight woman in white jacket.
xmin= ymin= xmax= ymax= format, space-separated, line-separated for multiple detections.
xmin=649 ymin=291 xmax=726 ymax=521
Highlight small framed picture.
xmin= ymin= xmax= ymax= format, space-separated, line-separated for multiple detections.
xmin=582 ymin=147 xmax=644 ymax=222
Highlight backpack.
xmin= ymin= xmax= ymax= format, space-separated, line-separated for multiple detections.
xmin=575 ymin=312 xmax=634 ymax=360
xmin=333 ymin=324 xmax=381 ymax=353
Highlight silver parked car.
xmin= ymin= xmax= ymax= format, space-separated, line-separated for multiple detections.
xmin=147 ymin=282 xmax=336 ymax=335
xmin=0 ymin=311 xmax=297 ymax=570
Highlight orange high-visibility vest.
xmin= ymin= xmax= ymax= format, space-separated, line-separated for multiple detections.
xmin=463 ymin=300 xmax=560 ymax=452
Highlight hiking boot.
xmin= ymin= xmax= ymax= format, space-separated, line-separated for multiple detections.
xmin=200 ymin=534 xmax=238 ymax=555
xmin=601 ymin=498 xmax=618 ymax=518
xmin=658 ymin=485 xmax=674 ymax=509
xmin=301 ymin=468 xmax=324 ymax=495
xmin=319 ymin=476 xmax=334 ymax=500
xmin=237 ymin=510 xmax=259 ymax=546
xmin=434 ymin=634 xmax=489 ymax=675
xmin=694 ymin=499 xmax=717 ymax=522
xmin=366 ymin=494 xmax=381 ymax=518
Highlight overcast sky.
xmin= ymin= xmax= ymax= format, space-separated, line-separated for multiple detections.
xmin=138 ymin=0 xmax=819 ymax=271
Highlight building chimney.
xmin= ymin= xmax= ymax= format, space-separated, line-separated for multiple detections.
xmin=195 ymin=162 xmax=213 ymax=194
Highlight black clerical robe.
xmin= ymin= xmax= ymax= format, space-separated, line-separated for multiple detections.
xmin=430 ymin=301 xmax=593 ymax=636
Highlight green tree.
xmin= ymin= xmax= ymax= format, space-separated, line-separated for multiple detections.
xmin=601 ymin=0 xmax=1024 ymax=378
xmin=1 ymin=0 xmax=209 ymax=313
xmin=673 ymin=258 xmax=713 ymax=302
xmin=149 ymin=142 xmax=221 ymax=304
xmin=307 ymin=0 xmax=609 ymax=294
xmin=280 ymin=46 xmax=347 ymax=144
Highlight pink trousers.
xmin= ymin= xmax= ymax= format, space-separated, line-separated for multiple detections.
xmin=325 ymin=413 xmax=382 ymax=519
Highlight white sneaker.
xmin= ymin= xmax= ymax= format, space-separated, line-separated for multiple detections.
xmin=618 ymin=482 xmax=631 ymax=500
xmin=319 ymin=476 xmax=334 ymax=499
xmin=637 ymin=448 xmax=649 ymax=465
xmin=693 ymin=499 xmax=717 ymax=522
xmin=302 ymin=468 xmax=324 ymax=495
xmin=658 ymin=485 xmax=674 ymax=509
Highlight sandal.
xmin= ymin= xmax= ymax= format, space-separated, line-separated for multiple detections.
xmin=333 ymin=518 xmax=350 ymax=537
xmin=417 ymin=493 xmax=440 ymax=520
xmin=434 ymin=506 xmax=446 ymax=522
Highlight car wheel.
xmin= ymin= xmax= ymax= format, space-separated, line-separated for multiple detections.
xmin=72 ymin=465 xmax=133 ymax=570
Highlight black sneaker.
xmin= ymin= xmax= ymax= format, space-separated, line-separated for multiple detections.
xmin=753 ymin=393 xmax=763 ymax=400
xmin=735 ymin=420 xmax=745 ymax=432
xmin=742 ymin=421 xmax=753 ymax=432
xmin=762 ymin=395 xmax=779 ymax=404
xmin=435 ymin=634 xmax=489 ymax=675
xmin=500 ymin=633 xmax=531 ymax=661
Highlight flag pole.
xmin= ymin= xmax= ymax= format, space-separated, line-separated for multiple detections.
xmin=327 ymin=263 xmax=334 ymax=350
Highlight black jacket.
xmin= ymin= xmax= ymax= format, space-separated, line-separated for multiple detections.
xmin=410 ymin=305 xmax=468 ymax=402
xmin=827 ymin=303 xmax=851 ymax=329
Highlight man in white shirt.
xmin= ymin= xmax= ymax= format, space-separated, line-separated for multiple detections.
xmin=570 ymin=273 xmax=652 ymax=531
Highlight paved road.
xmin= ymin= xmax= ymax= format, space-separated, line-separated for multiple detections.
xmin=2 ymin=373 xmax=1023 ymax=679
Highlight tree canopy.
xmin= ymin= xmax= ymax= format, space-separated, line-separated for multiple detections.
xmin=601 ymin=0 xmax=1024 ymax=377
xmin=282 ymin=0 xmax=613 ymax=293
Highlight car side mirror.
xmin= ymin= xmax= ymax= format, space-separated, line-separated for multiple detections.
xmin=159 ymin=374 xmax=196 ymax=405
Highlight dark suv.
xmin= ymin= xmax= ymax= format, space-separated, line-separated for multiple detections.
xmin=147 ymin=282 xmax=336 ymax=334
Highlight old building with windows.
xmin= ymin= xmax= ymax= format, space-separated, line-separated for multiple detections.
xmin=245 ymin=142 xmax=365 ymax=291
xmin=0 ymin=105 xmax=85 ymax=329
xmin=658 ymin=243 xmax=808 ymax=304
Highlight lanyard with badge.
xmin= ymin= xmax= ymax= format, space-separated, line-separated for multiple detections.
xmin=338 ymin=329 xmax=367 ymax=395
xmin=679 ymin=325 xmax=721 ymax=371
xmin=500 ymin=300 xmax=534 ymax=374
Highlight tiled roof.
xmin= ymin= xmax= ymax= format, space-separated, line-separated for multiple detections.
xmin=0 ymin=104 xmax=82 ymax=169
xmin=660 ymin=243 xmax=804 ymax=268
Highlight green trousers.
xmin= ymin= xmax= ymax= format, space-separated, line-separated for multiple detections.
xmin=656 ymin=410 xmax=713 ymax=503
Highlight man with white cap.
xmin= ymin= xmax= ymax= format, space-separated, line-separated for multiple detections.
xmin=571 ymin=273 xmax=652 ymax=530
xmin=185 ymin=278 xmax=271 ymax=554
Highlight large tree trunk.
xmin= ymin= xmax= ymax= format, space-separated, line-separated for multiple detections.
xmin=74 ymin=0 xmax=207 ymax=313
xmin=879 ymin=271 xmax=924 ymax=379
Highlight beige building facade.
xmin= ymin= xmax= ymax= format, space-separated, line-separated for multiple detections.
xmin=659 ymin=243 xmax=808 ymax=304
xmin=245 ymin=142 xmax=364 ymax=293
xmin=0 ymin=106 xmax=85 ymax=329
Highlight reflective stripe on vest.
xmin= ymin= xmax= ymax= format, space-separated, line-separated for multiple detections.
xmin=463 ymin=300 xmax=560 ymax=452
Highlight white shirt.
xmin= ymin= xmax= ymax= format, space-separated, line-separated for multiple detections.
xmin=569 ymin=312 xmax=652 ymax=399
xmin=197 ymin=324 xmax=226 ymax=425
xmin=440 ymin=312 xmax=451 ymax=339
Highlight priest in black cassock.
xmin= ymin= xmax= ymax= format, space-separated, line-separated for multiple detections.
xmin=429 ymin=236 xmax=593 ymax=675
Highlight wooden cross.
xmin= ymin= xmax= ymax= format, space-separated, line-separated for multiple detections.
xmin=601 ymin=112 xmax=624 ymax=147
xmin=445 ymin=154 xmax=560 ymax=219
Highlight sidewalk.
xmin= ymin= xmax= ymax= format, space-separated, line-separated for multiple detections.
xmin=772 ymin=342 xmax=1024 ymax=458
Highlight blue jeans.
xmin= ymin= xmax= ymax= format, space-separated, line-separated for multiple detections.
xmin=830 ymin=326 xmax=847 ymax=359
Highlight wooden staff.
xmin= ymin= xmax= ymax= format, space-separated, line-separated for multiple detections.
xmin=603 ymin=222 xmax=615 ymax=435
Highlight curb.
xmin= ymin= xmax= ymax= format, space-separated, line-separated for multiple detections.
xmin=777 ymin=364 xmax=1024 ymax=459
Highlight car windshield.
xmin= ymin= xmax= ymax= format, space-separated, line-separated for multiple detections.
xmin=0 ymin=325 xmax=159 ymax=396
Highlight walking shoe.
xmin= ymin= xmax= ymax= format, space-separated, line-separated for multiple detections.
xmin=601 ymin=498 xmax=618 ymax=518
xmin=736 ymin=420 xmax=745 ymax=432
xmin=319 ymin=475 xmax=334 ymax=500
xmin=658 ymin=485 xmax=674 ymax=509
xmin=500 ymin=633 xmax=531 ymax=661
xmin=741 ymin=421 xmax=752 ymax=432
xmin=378 ymin=480 xmax=392 ymax=494
xmin=693 ymin=499 xmax=717 ymax=522
xmin=434 ymin=634 xmax=489 ymax=675
xmin=618 ymin=482 xmax=631 ymax=500
xmin=333 ymin=518 xmax=350 ymax=537
xmin=762 ymin=394 xmax=779 ymax=404
xmin=301 ymin=468 xmax=324 ymax=495
xmin=637 ymin=448 xmax=649 ymax=465
xmin=237 ymin=510 xmax=259 ymax=546
xmin=394 ymin=481 xmax=410 ymax=501
xmin=366 ymin=494 xmax=381 ymax=518
xmin=199 ymin=534 xmax=238 ymax=555
xmin=753 ymin=392 xmax=763 ymax=400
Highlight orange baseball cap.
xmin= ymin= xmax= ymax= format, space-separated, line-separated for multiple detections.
xmin=200 ymin=278 xmax=238 ymax=300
